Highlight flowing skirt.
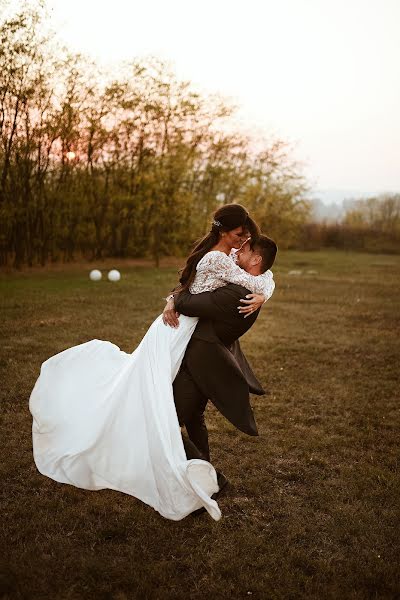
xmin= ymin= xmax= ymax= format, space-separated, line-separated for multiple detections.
xmin=29 ymin=314 xmax=221 ymax=521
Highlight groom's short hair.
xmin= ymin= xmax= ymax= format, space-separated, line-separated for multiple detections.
xmin=251 ymin=235 xmax=277 ymax=271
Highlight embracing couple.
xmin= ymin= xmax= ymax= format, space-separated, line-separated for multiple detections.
xmin=29 ymin=204 xmax=277 ymax=521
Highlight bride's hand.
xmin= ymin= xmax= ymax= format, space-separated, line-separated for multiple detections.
xmin=162 ymin=298 xmax=180 ymax=328
xmin=238 ymin=293 xmax=265 ymax=318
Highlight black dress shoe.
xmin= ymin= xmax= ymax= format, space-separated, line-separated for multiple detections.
xmin=190 ymin=472 xmax=230 ymax=517
xmin=191 ymin=506 xmax=207 ymax=517
xmin=212 ymin=472 xmax=230 ymax=500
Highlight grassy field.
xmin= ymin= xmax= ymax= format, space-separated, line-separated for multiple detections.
xmin=1 ymin=250 xmax=399 ymax=600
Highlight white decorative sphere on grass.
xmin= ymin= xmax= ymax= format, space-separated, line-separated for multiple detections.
xmin=89 ymin=269 xmax=102 ymax=281
xmin=108 ymin=269 xmax=121 ymax=282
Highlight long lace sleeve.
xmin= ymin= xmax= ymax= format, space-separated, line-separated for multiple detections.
xmin=195 ymin=251 xmax=275 ymax=300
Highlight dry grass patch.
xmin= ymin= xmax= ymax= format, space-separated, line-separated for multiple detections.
xmin=1 ymin=250 xmax=399 ymax=599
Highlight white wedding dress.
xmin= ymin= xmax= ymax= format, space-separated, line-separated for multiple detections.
xmin=29 ymin=251 xmax=275 ymax=521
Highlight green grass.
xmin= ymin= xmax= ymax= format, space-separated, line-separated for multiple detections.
xmin=1 ymin=250 xmax=399 ymax=600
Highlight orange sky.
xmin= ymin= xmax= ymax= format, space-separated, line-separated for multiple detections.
xmin=44 ymin=0 xmax=400 ymax=201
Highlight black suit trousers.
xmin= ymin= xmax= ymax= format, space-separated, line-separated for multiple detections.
xmin=173 ymin=362 xmax=210 ymax=462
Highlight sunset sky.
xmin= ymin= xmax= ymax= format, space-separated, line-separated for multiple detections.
xmin=45 ymin=0 xmax=400 ymax=203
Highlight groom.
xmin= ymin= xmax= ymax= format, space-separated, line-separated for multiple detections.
xmin=163 ymin=235 xmax=277 ymax=470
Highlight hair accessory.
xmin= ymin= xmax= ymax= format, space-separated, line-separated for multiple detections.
xmin=212 ymin=219 xmax=222 ymax=227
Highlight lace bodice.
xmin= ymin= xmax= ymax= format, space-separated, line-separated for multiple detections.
xmin=189 ymin=250 xmax=275 ymax=300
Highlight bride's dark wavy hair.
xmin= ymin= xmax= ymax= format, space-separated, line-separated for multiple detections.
xmin=177 ymin=203 xmax=260 ymax=292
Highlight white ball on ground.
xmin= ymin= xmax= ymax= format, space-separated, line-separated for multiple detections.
xmin=89 ymin=269 xmax=102 ymax=281
xmin=108 ymin=269 xmax=121 ymax=282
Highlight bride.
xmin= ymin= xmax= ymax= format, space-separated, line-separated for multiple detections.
xmin=29 ymin=204 xmax=275 ymax=521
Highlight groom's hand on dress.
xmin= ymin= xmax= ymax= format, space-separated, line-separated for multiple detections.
xmin=162 ymin=298 xmax=180 ymax=328
xmin=238 ymin=293 xmax=265 ymax=317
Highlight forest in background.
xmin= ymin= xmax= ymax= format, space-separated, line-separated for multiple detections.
xmin=1 ymin=1 xmax=399 ymax=268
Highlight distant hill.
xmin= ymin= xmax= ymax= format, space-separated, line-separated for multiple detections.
xmin=309 ymin=189 xmax=378 ymax=222
xmin=314 ymin=189 xmax=367 ymax=204
xmin=309 ymin=198 xmax=345 ymax=222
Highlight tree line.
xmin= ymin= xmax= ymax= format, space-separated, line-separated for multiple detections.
xmin=2 ymin=2 xmax=398 ymax=269
xmin=303 ymin=194 xmax=400 ymax=253
xmin=0 ymin=1 xmax=310 ymax=268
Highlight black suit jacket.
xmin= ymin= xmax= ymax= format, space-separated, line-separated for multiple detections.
xmin=174 ymin=284 xmax=265 ymax=436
